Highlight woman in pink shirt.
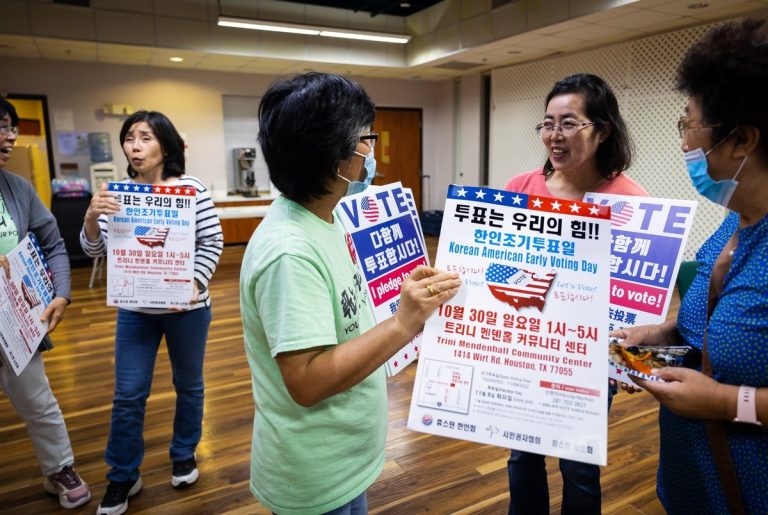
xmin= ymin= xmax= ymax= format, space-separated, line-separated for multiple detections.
xmin=505 ymin=73 xmax=647 ymax=515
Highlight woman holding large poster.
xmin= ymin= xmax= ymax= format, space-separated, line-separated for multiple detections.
xmin=81 ymin=111 xmax=223 ymax=515
xmin=240 ymin=72 xmax=461 ymax=514
xmin=0 ymin=97 xmax=91 ymax=509
xmin=504 ymin=74 xmax=648 ymax=515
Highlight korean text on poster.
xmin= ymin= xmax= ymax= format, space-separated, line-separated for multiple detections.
xmin=584 ymin=193 xmax=697 ymax=385
xmin=336 ymin=182 xmax=429 ymax=376
xmin=407 ymin=185 xmax=612 ymax=465
xmin=106 ymin=182 xmax=197 ymax=308
xmin=0 ymin=234 xmax=55 ymax=375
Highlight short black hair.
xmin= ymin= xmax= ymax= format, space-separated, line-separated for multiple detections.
xmin=258 ymin=72 xmax=375 ymax=203
xmin=676 ymin=18 xmax=768 ymax=162
xmin=0 ymin=97 xmax=19 ymax=126
xmin=119 ymin=110 xmax=185 ymax=180
xmin=542 ymin=73 xmax=633 ymax=180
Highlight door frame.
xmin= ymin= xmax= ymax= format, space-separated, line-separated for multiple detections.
xmin=374 ymin=106 xmax=423 ymax=208
xmin=7 ymin=93 xmax=56 ymax=180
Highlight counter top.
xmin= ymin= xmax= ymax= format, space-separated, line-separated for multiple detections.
xmin=212 ymin=192 xmax=276 ymax=203
xmin=215 ymin=205 xmax=271 ymax=219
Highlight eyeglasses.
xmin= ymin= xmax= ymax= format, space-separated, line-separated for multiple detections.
xmin=677 ymin=116 xmax=721 ymax=139
xmin=535 ymin=120 xmax=595 ymax=137
xmin=0 ymin=125 xmax=19 ymax=137
xmin=360 ymin=132 xmax=377 ymax=149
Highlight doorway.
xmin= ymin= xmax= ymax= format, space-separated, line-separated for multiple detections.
xmin=372 ymin=108 xmax=423 ymax=211
xmin=5 ymin=94 xmax=55 ymax=181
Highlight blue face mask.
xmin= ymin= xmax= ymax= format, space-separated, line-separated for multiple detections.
xmin=684 ymin=130 xmax=747 ymax=208
xmin=338 ymin=149 xmax=376 ymax=196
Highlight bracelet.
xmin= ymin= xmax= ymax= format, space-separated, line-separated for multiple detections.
xmin=734 ymin=385 xmax=762 ymax=426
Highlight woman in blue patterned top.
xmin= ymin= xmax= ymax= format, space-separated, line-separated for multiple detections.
xmin=614 ymin=18 xmax=768 ymax=514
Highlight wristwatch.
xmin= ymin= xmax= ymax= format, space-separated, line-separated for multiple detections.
xmin=734 ymin=385 xmax=763 ymax=426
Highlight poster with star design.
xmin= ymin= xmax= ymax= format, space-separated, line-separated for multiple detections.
xmin=0 ymin=234 xmax=55 ymax=375
xmin=584 ymin=192 xmax=697 ymax=385
xmin=106 ymin=182 xmax=196 ymax=308
xmin=408 ymin=184 xmax=612 ymax=465
xmin=336 ymin=182 xmax=429 ymax=376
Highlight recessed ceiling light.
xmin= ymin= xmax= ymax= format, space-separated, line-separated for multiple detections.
xmin=400 ymin=2 xmax=411 ymax=7
xmin=507 ymin=50 xmax=521 ymax=55
xmin=411 ymin=75 xmax=422 ymax=80
xmin=687 ymin=2 xmax=709 ymax=9
xmin=169 ymin=56 xmax=184 ymax=62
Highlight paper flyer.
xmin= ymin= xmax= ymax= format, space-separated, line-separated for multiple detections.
xmin=584 ymin=193 xmax=697 ymax=385
xmin=336 ymin=182 xmax=429 ymax=376
xmin=408 ymin=184 xmax=612 ymax=465
xmin=106 ymin=182 xmax=197 ymax=308
xmin=0 ymin=234 xmax=55 ymax=375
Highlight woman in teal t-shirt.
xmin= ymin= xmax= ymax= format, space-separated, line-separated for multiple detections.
xmin=240 ymin=73 xmax=462 ymax=515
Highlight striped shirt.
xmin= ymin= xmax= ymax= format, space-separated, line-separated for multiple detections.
xmin=80 ymin=175 xmax=223 ymax=312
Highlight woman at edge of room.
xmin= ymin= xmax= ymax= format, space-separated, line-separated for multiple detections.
xmin=80 ymin=110 xmax=223 ymax=515
xmin=504 ymin=73 xmax=648 ymax=515
xmin=614 ymin=18 xmax=768 ymax=515
xmin=240 ymin=72 xmax=462 ymax=514
xmin=0 ymin=97 xmax=91 ymax=510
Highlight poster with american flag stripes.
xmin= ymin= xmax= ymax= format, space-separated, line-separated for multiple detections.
xmin=408 ymin=184 xmax=612 ymax=465
xmin=336 ymin=182 xmax=428 ymax=376
xmin=106 ymin=182 xmax=196 ymax=308
xmin=583 ymin=192 xmax=697 ymax=386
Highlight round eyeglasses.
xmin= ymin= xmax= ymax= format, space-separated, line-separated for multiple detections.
xmin=677 ymin=116 xmax=721 ymax=139
xmin=0 ymin=125 xmax=19 ymax=137
xmin=535 ymin=120 xmax=595 ymax=137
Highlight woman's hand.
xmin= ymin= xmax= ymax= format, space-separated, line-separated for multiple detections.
xmin=84 ymin=182 xmax=120 ymax=242
xmin=633 ymin=367 xmax=735 ymax=420
xmin=0 ymin=255 xmax=9 ymax=278
xmin=85 ymin=182 xmax=120 ymax=222
xmin=41 ymin=297 xmax=69 ymax=333
xmin=610 ymin=321 xmax=682 ymax=393
xmin=610 ymin=321 xmax=676 ymax=348
xmin=168 ymin=281 xmax=200 ymax=312
xmin=393 ymin=266 xmax=462 ymax=338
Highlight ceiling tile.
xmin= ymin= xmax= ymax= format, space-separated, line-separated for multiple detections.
xmin=596 ymin=8 xmax=684 ymax=29
xmin=92 ymin=0 xmax=154 ymax=14
xmin=0 ymin=0 xmax=29 ymax=34
xmin=647 ymin=0 xmax=750 ymax=16
xmin=95 ymin=10 xmax=156 ymax=46
xmin=29 ymin=3 xmax=96 ymax=40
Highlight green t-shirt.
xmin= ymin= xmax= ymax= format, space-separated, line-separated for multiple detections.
xmin=0 ymin=190 xmax=19 ymax=254
xmin=240 ymin=195 xmax=386 ymax=514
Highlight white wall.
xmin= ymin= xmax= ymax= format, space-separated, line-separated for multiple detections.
xmin=488 ymin=21 xmax=736 ymax=259
xmin=3 ymin=57 xmax=454 ymax=208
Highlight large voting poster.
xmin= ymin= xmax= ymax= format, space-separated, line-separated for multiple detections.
xmin=0 ymin=234 xmax=54 ymax=375
xmin=337 ymin=182 xmax=429 ymax=376
xmin=408 ymin=184 xmax=612 ymax=465
xmin=584 ymin=193 xmax=697 ymax=384
xmin=106 ymin=182 xmax=196 ymax=308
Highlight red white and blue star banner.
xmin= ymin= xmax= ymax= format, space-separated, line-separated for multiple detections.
xmin=408 ymin=184 xmax=612 ymax=465
xmin=336 ymin=182 xmax=429 ymax=376
xmin=584 ymin=193 xmax=697 ymax=384
xmin=0 ymin=234 xmax=55 ymax=375
xmin=106 ymin=182 xmax=196 ymax=308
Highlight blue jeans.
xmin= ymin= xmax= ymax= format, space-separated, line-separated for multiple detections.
xmin=105 ymin=307 xmax=211 ymax=482
xmin=272 ymin=491 xmax=368 ymax=515
xmin=507 ymin=385 xmax=615 ymax=515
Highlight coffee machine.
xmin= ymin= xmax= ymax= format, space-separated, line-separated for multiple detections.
xmin=233 ymin=147 xmax=258 ymax=197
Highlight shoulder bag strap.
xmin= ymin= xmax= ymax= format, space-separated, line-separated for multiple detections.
xmin=702 ymin=233 xmax=745 ymax=515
